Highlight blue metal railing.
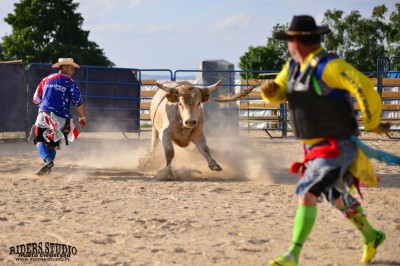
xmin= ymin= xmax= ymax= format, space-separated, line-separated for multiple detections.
xmin=27 ymin=63 xmax=142 ymax=132
xmin=24 ymin=60 xmax=400 ymax=137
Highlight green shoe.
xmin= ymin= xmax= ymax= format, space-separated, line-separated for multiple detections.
xmin=361 ymin=229 xmax=385 ymax=263
xmin=269 ymin=253 xmax=297 ymax=266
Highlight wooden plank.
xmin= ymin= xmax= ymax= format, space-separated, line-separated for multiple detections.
xmin=247 ymin=91 xmax=262 ymax=98
xmin=140 ymin=102 xmax=151 ymax=109
xmin=141 ymin=90 xmax=156 ymax=97
xmin=141 ymin=79 xmax=157 ymax=85
xmin=240 ymin=79 xmax=260 ymax=86
xmin=382 ymin=91 xmax=400 ymax=98
xmin=239 ymin=102 xmax=281 ymax=109
xmin=354 ymin=103 xmax=400 ymax=111
xmin=239 ymin=115 xmax=281 ymax=120
xmin=368 ymin=78 xmax=400 ymax=86
xmin=380 ymin=118 xmax=400 ymax=124
xmin=382 ymin=79 xmax=400 ymax=86
xmin=140 ymin=113 xmax=151 ymax=120
xmin=381 ymin=104 xmax=400 ymax=110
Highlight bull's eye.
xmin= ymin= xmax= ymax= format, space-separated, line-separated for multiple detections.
xmin=178 ymin=102 xmax=183 ymax=107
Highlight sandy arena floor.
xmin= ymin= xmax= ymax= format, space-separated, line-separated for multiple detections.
xmin=0 ymin=130 xmax=399 ymax=266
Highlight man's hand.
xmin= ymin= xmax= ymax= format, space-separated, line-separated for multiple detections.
xmin=79 ymin=117 xmax=87 ymax=128
xmin=370 ymin=122 xmax=391 ymax=134
xmin=260 ymin=80 xmax=279 ymax=98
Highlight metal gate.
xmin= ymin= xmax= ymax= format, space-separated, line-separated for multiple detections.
xmin=27 ymin=63 xmax=141 ymax=132
xmin=0 ymin=62 xmax=27 ymax=132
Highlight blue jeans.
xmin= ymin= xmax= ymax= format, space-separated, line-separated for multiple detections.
xmin=295 ymin=138 xmax=357 ymax=204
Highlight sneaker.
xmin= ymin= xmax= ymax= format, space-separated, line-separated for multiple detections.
xmin=361 ymin=229 xmax=386 ymax=263
xmin=269 ymin=253 xmax=297 ymax=266
xmin=36 ymin=160 xmax=54 ymax=176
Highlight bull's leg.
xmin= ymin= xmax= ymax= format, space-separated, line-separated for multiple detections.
xmin=153 ymin=130 xmax=176 ymax=181
xmin=150 ymin=126 xmax=159 ymax=155
xmin=193 ymin=133 xmax=222 ymax=171
xmin=160 ymin=130 xmax=175 ymax=166
xmin=138 ymin=127 xmax=160 ymax=170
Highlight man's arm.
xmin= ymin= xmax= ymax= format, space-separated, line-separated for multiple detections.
xmin=322 ymin=58 xmax=389 ymax=133
xmin=76 ymin=104 xmax=86 ymax=128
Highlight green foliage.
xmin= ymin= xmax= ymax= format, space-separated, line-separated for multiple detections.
xmin=322 ymin=5 xmax=399 ymax=71
xmin=322 ymin=9 xmax=385 ymax=71
xmin=240 ymin=4 xmax=400 ymax=75
xmin=0 ymin=0 xmax=114 ymax=66
xmin=387 ymin=3 xmax=400 ymax=69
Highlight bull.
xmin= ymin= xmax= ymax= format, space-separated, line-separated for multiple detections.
xmin=147 ymin=80 xmax=259 ymax=180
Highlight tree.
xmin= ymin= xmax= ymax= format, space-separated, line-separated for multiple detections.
xmin=240 ymin=4 xmax=400 ymax=75
xmin=322 ymin=5 xmax=390 ymax=71
xmin=387 ymin=3 xmax=400 ymax=69
xmin=239 ymin=24 xmax=289 ymax=79
xmin=0 ymin=0 xmax=114 ymax=66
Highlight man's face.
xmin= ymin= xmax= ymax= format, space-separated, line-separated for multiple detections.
xmin=287 ymin=37 xmax=299 ymax=62
xmin=61 ymin=65 xmax=75 ymax=76
xmin=288 ymin=38 xmax=296 ymax=57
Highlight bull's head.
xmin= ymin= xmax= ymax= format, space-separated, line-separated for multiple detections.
xmin=156 ymin=80 xmax=222 ymax=128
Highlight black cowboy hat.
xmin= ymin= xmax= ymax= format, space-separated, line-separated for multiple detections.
xmin=274 ymin=15 xmax=331 ymax=40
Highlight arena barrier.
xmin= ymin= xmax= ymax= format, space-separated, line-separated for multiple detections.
xmin=1 ymin=61 xmax=399 ymax=139
xmin=110 ymin=68 xmax=400 ymax=139
xmin=138 ymin=69 xmax=288 ymax=138
xmin=27 ymin=63 xmax=141 ymax=134
xmin=0 ymin=61 xmax=27 ymax=133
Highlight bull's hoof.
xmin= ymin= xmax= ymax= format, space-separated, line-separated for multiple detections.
xmin=153 ymin=166 xmax=176 ymax=181
xmin=209 ymin=164 xmax=222 ymax=171
xmin=154 ymin=174 xmax=175 ymax=181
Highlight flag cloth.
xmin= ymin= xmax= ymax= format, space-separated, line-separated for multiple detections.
xmin=68 ymin=119 xmax=79 ymax=142
xmin=41 ymin=112 xmax=79 ymax=143
xmin=42 ymin=112 xmax=63 ymax=142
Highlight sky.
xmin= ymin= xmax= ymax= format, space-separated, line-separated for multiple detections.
xmin=0 ymin=0 xmax=398 ymax=71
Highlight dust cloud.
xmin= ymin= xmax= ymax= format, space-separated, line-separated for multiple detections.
xmin=142 ymin=132 xmax=279 ymax=182
xmin=2 ymin=127 xmax=286 ymax=183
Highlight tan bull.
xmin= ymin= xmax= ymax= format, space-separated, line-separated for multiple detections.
xmin=146 ymin=79 xmax=260 ymax=180
xmin=149 ymin=80 xmax=223 ymax=180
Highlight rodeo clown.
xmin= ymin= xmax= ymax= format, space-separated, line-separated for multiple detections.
xmin=261 ymin=16 xmax=390 ymax=266
xmin=29 ymin=58 xmax=86 ymax=175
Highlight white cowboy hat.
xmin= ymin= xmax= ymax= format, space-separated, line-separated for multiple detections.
xmin=51 ymin=58 xmax=80 ymax=68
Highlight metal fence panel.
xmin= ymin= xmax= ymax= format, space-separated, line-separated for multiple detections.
xmin=0 ymin=62 xmax=27 ymax=132
xmin=27 ymin=64 xmax=141 ymax=132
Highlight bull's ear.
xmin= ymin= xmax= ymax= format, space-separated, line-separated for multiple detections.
xmin=201 ymin=91 xmax=210 ymax=102
xmin=166 ymin=92 xmax=179 ymax=102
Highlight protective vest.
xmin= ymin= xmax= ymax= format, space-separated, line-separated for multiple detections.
xmin=286 ymin=51 xmax=359 ymax=139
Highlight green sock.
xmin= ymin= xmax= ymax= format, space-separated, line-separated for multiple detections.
xmin=288 ymin=204 xmax=317 ymax=261
xmin=343 ymin=205 xmax=375 ymax=243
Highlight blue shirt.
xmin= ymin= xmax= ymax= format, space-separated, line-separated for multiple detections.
xmin=33 ymin=73 xmax=83 ymax=118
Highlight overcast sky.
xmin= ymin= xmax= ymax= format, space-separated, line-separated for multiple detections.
xmin=0 ymin=0 xmax=397 ymax=71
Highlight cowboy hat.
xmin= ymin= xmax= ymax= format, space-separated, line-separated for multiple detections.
xmin=274 ymin=15 xmax=331 ymax=40
xmin=51 ymin=58 xmax=80 ymax=68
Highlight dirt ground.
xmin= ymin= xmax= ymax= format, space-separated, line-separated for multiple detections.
xmin=0 ymin=130 xmax=399 ymax=266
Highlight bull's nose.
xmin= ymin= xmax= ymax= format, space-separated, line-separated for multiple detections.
xmin=185 ymin=120 xmax=197 ymax=127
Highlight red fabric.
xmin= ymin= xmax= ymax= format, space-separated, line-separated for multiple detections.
xmin=290 ymin=138 xmax=339 ymax=177
xmin=290 ymin=138 xmax=366 ymax=199
xmin=42 ymin=112 xmax=59 ymax=141
xmin=68 ymin=119 xmax=79 ymax=142
xmin=40 ymin=113 xmax=79 ymax=142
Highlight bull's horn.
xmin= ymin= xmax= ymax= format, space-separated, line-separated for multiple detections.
xmin=207 ymin=80 xmax=222 ymax=92
xmin=156 ymin=82 xmax=177 ymax=93
xmin=211 ymin=84 xmax=259 ymax=103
